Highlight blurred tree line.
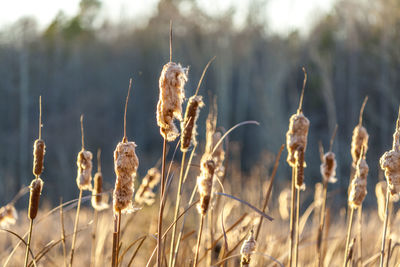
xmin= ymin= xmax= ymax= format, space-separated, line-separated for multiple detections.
xmin=0 ymin=0 xmax=399 ymax=208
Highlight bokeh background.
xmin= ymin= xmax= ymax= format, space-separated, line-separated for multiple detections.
xmin=0 ymin=0 xmax=399 ymax=210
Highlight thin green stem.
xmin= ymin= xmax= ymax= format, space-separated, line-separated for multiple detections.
xmin=24 ymin=219 xmax=34 ymax=267
xmin=69 ymin=188 xmax=83 ymax=267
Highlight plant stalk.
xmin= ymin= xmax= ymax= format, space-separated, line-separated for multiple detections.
xmin=194 ymin=215 xmax=205 ymax=267
xmin=157 ymin=138 xmax=167 ymax=267
xmin=344 ymin=207 xmax=354 ymax=267
xmin=69 ymin=188 xmax=83 ymax=267
xmin=24 ymin=219 xmax=34 ymax=267
xmin=379 ymin=189 xmax=390 ymax=267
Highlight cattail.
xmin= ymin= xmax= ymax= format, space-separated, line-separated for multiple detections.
xmin=181 ymin=95 xmax=204 ymax=152
xmin=113 ymin=141 xmax=139 ymax=213
xmin=349 ymin=151 xmax=369 ymax=209
xmin=156 ymin=62 xmax=188 ymax=141
xmin=279 ymin=188 xmax=291 ymax=220
xmin=320 ymin=151 xmax=337 ymax=184
xmin=295 ymin=147 xmax=305 ymax=190
xmin=380 ymin=108 xmax=400 ymax=195
xmin=135 ymin=167 xmax=161 ymax=205
xmin=240 ymin=230 xmax=256 ymax=266
xmin=286 ymin=112 xmax=310 ymax=167
xmin=351 ymin=125 xmax=369 ymax=167
xmin=76 ymin=150 xmax=93 ymax=191
xmin=33 ymin=139 xmax=45 ymax=176
xmin=91 ymin=172 xmax=109 ymax=211
xmin=0 ymin=204 xmax=18 ymax=227
xmin=28 ymin=178 xmax=44 ymax=220
xmin=197 ymin=159 xmax=216 ymax=215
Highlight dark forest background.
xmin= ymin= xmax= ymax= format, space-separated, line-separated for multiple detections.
xmin=1 ymin=0 xmax=400 ymax=209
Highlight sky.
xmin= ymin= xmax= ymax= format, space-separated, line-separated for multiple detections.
xmin=0 ymin=0 xmax=335 ymax=34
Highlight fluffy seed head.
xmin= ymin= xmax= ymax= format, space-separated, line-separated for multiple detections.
xmin=286 ymin=112 xmax=310 ymax=167
xmin=295 ymin=147 xmax=306 ymax=190
xmin=135 ymin=167 xmax=161 ymax=206
xmin=240 ymin=230 xmax=256 ymax=266
xmin=33 ymin=139 xmax=45 ymax=176
xmin=197 ymin=159 xmax=216 ymax=215
xmin=0 ymin=204 xmax=18 ymax=227
xmin=76 ymin=150 xmax=93 ymax=191
xmin=351 ymin=125 xmax=369 ymax=167
xmin=380 ymin=111 xmax=400 ymax=195
xmin=91 ymin=172 xmax=109 ymax=211
xmin=113 ymin=141 xmax=139 ymax=214
xmin=349 ymin=154 xmax=368 ymax=209
xmin=320 ymin=152 xmax=337 ymax=184
xmin=156 ymin=62 xmax=188 ymax=141
xmin=28 ymin=178 xmax=44 ymax=220
xmin=181 ymin=95 xmax=204 ymax=152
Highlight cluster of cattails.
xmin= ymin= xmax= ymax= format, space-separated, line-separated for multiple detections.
xmin=113 ymin=141 xmax=139 ymax=213
xmin=156 ymin=62 xmax=188 ymax=142
xmin=29 ymin=140 xmax=46 ymax=220
xmin=181 ymin=95 xmax=204 ymax=151
xmin=240 ymin=230 xmax=256 ymax=266
xmin=135 ymin=167 xmax=161 ymax=205
xmin=76 ymin=150 xmax=93 ymax=191
xmin=91 ymin=167 xmax=109 ymax=211
xmin=320 ymin=152 xmax=337 ymax=184
xmin=380 ymin=109 xmax=400 ymax=195
xmin=0 ymin=204 xmax=18 ymax=227
xmin=348 ymin=148 xmax=369 ymax=209
xmin=197 ymin=158 xmax=216 ymax=215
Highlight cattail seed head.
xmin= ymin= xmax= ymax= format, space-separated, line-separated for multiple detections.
xmin=197 ymin=159 xmax=216 ymax=215
xmin=0 ymin=204 xmax=18 ymax=227
xmin=181 ymin=95 xmax=204 ymax=152
xmin=320 ymin=151 xmax=337 ymax=184
xmin=33 ymin=139 xmax=45 ymax=176
xmin=135 ymin=167 xmax=161 ymax=206
xmin=295 ymin=147 xmax=306 ymax=190
xmin=91 ymin=172 xmax=109 ymax=211
xmin=240 ymin=230 xmax=256 ymax=266
xmin=380 ymin=110 xmax=400 ymax=195
xmin=156 ymin=62 xmax=188 ymax=141
xmin=286 ymin=112 xmax=310 ymax=167
xmin=351 ymin=125 xmax=369 ymax=167
xmin=28 ymin=178 xmax=44 ymax=220
xmin=76 ymin=150 xmax=93 ymax=191
xmin=113 ymin=141 xmax=139 ymax=214
xmin=349 ymin=154 xmax=368 ymax=209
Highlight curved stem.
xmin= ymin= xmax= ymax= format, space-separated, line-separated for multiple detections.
xmin=24 ymin=219 xmax=34 ymax=267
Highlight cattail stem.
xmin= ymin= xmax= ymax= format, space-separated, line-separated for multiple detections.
xmin=24 ymin=219 xmax=34 ymax=267
xmin=288 ymin=167 xmax=296 ymax=267
xmin=111 ymin=211 xmax=122 ymax=267
xmin=316 ymin=181 xmax=328 ymax=267
xmin=90 ymin=209 xmax=98 ymax=267
xmin=357 ymin=205 xmax=363 ymax=266
xmin=194 ymin=215 xmax=205 ymax=267
xmin=168 ymin=151 xmax=186 ymax=267
xmin=386 ymin=238 xmax=392 ymax=267
xmin=344 ymin=207 xmax=355 ymax=267
xmin=69 ymin=188 xmax=83 ymax=267
xmin=379 ymin=189 xmax=390 ymax=267
xmin=294 ymin=187 xmax=301 ymax=266
xmin=38 ymin=96 xmax=42 ymax=140
xmin=157 ymin=138 xmax=167 ymax=267
xmin=60 ymin=198 xmax=67 ymax=267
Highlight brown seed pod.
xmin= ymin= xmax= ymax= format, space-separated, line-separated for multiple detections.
xmin=91 ymin=172 xmax=109 ymax=211
xmin=380 ymin=108 xmax=400 ymax=195
xmin=351 ymin=125 xmax=369 ymax=167
xmin=28 ymin=178 xmax=44 ymax=220
xmin=286 ymin=112 xmax=310 ymax=167
xmin=113 ymin=141 xmax=139 ymax=214
xmin=320 ymin=151 xmax=337 ymax=184
xmin=240 ymin=230 xmax=256 ymax=266
xmin=181 ymin=95 xmax=204 ymax=152
xmin=33 ymin=139 xmax=45 ymax=176
xmin=349 ymin=154 xmax=368 ymax=209
xmin=76 ymin=150 xmax=93 ymax=191
xmin=156 ymin=62 xmax=188 ymax=141
xmin=135 ymin=167 xmax=161 ymax=206
xmin=197 ymin=159 xmax=216 ymax=215
xmin=295 ymin=147 xmax=306 ymax=190
xmin=0 ymin=204 xmax=18 ymax=227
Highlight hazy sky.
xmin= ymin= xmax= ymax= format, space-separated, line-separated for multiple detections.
xmin=0 ymin=0 xmax=335 ymax=34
